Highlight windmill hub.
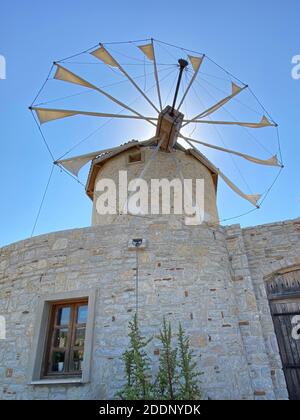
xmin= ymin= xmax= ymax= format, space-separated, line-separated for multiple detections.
xmin=155 ymin=106 xmax=184 ymax=152
xmin=178 ymin=58 xmax=189 ymax=68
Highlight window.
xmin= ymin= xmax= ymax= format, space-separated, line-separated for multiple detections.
xmin=127 ymin=151 xmax=144 ymax=164
xmin=42 ymin=300 xmax=88 ymax=378
xmin=29 ymin=290 xmax=96 ymax=385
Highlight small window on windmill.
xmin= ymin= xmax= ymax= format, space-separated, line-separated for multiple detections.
xmin=127 ymin=150 xmax=144 ymax=165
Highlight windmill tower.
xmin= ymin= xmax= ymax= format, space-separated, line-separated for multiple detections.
xmin=85 ymin=138 xmax=219 ymax=226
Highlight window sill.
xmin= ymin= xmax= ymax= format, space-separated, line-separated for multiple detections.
xmin=30 ymin=378 xmax=84 ymax=386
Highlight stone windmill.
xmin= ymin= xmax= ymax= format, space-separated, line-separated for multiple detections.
xmin=7 ymin=39 xmax=290 ymax=401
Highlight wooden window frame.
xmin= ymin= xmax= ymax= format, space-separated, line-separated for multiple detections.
xmin=42 ymin=299 xmax=88 ymax=379
xmin=29 ymin=289 xmax=97 ymax=385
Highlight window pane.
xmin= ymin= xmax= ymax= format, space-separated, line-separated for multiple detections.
xmin=44 ymin=300 xmax=88 ymax=377
xmin=72 ymin=350 xmax=84 ymax=372
xmin=54 ymin=328 xmax=68 ymax=348
xmin=57 ymin=307 xmax=70 ymax=326
xmin=77 ymin=305 xmax=88 ymax=324
xmin=51 ymin=351 xmax=65 ymax=373
xmin=74 ymin=328 xmax=86 ymax=347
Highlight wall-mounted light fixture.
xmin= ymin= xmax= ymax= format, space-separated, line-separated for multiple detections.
xmin=128 ymin=238 xmax=147 ymax=250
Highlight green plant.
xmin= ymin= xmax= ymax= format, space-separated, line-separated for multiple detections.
xmin=117 ymin=314 xmax=153 ymax=400
xmin=117 ymin=317 xmax=202 ymax=400
xmin=155 ymin=318 xmax=178 ymax=399
xmin=177 ymin=323 xmax=202 ymax=400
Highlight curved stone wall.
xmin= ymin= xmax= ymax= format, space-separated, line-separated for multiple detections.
xmin=1 ymin=217 xmax=296 ymax=400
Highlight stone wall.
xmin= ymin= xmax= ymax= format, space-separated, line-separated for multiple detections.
xmin=241 ymin=218 xmax=300 ymax=399
xmin=0 ymin=217 xmax=298 ymax=400
xmin=91 ymin=147 xmax=219 ymax=225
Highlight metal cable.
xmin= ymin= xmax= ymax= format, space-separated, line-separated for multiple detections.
xmin=30 ymin=64 xmax=54 ymax=106
xmin=31 ymin=164 xmax=55 ymax=237
xmin=30 ymin=110 xmax=55 ymax=161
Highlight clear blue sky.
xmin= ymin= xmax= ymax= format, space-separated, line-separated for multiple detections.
xmin=0 ymin=0 xmax=299 ymax=247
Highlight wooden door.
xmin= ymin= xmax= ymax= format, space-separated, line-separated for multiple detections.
xmin=267 ymin=270 xmax=300 ymax=400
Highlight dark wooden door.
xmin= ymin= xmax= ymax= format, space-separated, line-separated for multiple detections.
xmin=267 ymin=270 xmax=300 ymax=400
